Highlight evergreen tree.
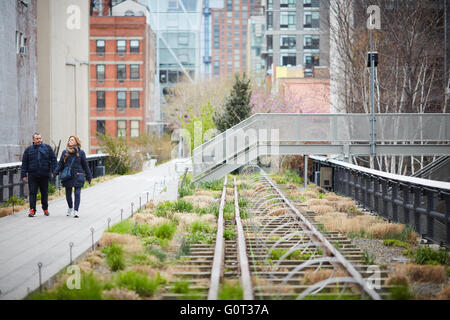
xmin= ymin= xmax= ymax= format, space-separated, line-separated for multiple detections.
xmin=214 ymin=73 xmax=253 ymax=132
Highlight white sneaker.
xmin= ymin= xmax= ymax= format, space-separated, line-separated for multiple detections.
xmin=67 ymin=208 xmax=73 ymax=217
xmin=73 ymin=210 xmax=79 ymax=218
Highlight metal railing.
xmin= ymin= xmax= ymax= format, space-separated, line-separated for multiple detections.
xmin=310 ymin=156 xmax=450 ymax=247
xmin=0 ymin=154 xmax=108 ymax=204
xmin=192 ymin=113 xmax=450 ymax=181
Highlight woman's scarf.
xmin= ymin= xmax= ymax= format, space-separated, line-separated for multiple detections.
xmin=64 ymin=145 xmax=80 ymax=162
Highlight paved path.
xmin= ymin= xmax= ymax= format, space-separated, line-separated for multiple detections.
xmin=0 ymin=158 xmax=191 ymax=300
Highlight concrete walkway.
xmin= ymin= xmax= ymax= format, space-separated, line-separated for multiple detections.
xmin=0 ymin=158 xmax=191 ymax=300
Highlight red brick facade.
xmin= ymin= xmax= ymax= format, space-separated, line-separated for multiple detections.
xmin=89 ymin=15 xmax=154 ymax=153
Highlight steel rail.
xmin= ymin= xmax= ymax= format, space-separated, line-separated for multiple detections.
xmin=259 ymin=169 xmax=382 ymax=300
xmin=207 ymin=176 xmax=228 ymax=300
xmin=234 ymin=177 xmax=254 ymax=300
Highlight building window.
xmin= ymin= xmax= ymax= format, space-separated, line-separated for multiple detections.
xmin=117 ymin=91 xmax=126 ymax=109
xmin=281 ymin=0 xmax=296 ymax=8
xmin=280 ymin=36 xmax=296 ymax=49
xmin=304 ymin=12 xmax=320 ymax=28
xmin=303 ymin=0 xmax=319 ymax=8
xmin=130 ymin=120 xmax=140 ymax=138
xmin=117 ymin=40 xmax=126 ymax=53
xmin=117 ymin=120 xmax=127 ymax=137
xmin=267 ymin=11 xmax=273 ymax=30
xmin=304 ymin=35 xmax=319 ymax=49
xmin=96 ymin=120 xmax=106 ymax=136
xmin=130 ymin=91 xmax=140 ymax=108
xmin=97 ymin=91 xmax=105 ymax=108
xmin=267 ymin=35 xmax=273 ymax=50
xmin=96 ymin=40 xmax=105 ymax=53
xmin=130 ymin=40 xmax=140 ymax=53
xmin=168 ymin=0 xmax=179 ymax=10
xmin=280 ymin=12 xmax=296 ymax=30
xmin=267 ymin=0 xmax=272 ymax=9
xmin=304 ymin=54 xmax=320 ymax=68
xmin=281 ymin=54 xmax=296 ymax=66
xmin=130 ymin=65 xmax=139 ymax=80
xmin=96 ymin=65 xmax=105 ymax=81
xmin=117 ymin=64 xmax=126 ymax=80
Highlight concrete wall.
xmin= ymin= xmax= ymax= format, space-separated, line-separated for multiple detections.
xmin=0 ymin=0 xmax=38 ymax=163
xmin=38 ymin=0 xmax=90 ymax=157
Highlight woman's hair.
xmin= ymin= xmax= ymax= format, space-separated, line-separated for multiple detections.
xmin=68 ymin=136 xmax=82 ymax=147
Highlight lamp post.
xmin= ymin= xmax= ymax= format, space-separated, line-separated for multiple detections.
xmin=367 ymin=6 xmax=381 ymax=168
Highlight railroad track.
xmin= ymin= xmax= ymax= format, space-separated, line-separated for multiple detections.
xmin=162 ymin=169 xmax=391 ymax=300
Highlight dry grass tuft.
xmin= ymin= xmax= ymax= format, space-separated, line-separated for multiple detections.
xmin=324 ymin=193 xmax=341 ymax=202
xmin=303 ymin=270 xmax=348 ymax=285
xmin=173 ymin=212 xmax=216 ymax=233
xmin=306 ymin=199 xmax=331 ymax=207
xmin=394 ymin=264 xmax=447 ymax=284
xmin=133 ymin=213 xmax=170 ymax=227
xmin=308 ymin=205 xmax=335 ymax=215
xmin=102 ymin=288 xmax=141 ymax=300
xmin=300 ymin=190 xmax=319 ymax=199
xmin=239 ymin=189 xmax=255 ymax=198
xmin=193 ymin=189 xmax=214 ymax=197
xmin=99 ymin=232 xmax=144 ymax=254
xmin=126 ymin=265 xmax=160 ymax=278
xmin=183 ymin=195 xmax=217 ymax=208
xmin=286 ymin=183 xmax=298 ymax=190
xmin=386 ymin=275 xmax=410 ymax=287
xmin=436 ymin=286 xmax=450 ymax=300
xmin=367 ymin=223 xmax=404 ymax=238
xmin=226 ymin=188 xmax=234 ymax=195
xmin=315 ymin=213 xmax=376 ymax=234
xmin=330 ymin=199 xmax=357 ymax=212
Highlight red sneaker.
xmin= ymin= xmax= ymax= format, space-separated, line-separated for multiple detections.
xmin=28 ymin=209 xmax=36 ymax=217
xmin=44 ymin=209 xmax=50 ymax=216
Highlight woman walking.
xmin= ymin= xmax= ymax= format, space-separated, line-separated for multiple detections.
xmin=55 ymin=136 xmax=92 ymax=218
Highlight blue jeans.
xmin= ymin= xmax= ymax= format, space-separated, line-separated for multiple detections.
xmin=65 ymin=187 xmax=81 ymax=211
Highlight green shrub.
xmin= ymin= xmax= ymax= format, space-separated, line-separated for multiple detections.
xmin=238 ymin=198 xmax=248 ymax=208
xmin=170 ymin=280 xmax=191 ymax=294
xmin=116 ymin=270 xmax=166 ymax=297
xmin=388 ymin=278 xmax=413 ymax=300
xmin=102 ymin=243 xmax=125 ymax=271
xmin=178 ymin=184 xmax=194 ymax=198
xmin=284 ymin=170 xmax=303 ymax=185
xmin=198 ymin=179 xmax=224 ymax=191
xmin=146 ymin=245 xmax=167 ymax=261
xmin=173 ymin=199 xmax=194 ymax=212
xmin=240 ymin=207 xmax=249 ymax=219
xmin=132 ymin=222 xmax=153 ymax=237
xmin=190 ymin=221 xmax=213 ymax=234
xmin=268 ymin=248 xmax=313 ymax=261
xmin=176 ymin=237 xmax=191 ymax=258
xmin=362 ymin=249 xmax=376 ymax=265
xmin=107 ymin=219 xmax=134 ymax=234
xmin=97 ymin=133 xmax=131 ymax=175
xmin=188 ymin=232 xmax=215 ymax=244
xmin=7 ymin=195 xmax=25 ymax=206
xmin=155 ymin=201 xmax=174 ymax=217
xmin=27 ymin=272 xmax=106 ymax=300
xmin=414 ymin=247 xmax=448 ymax=265
xmin=383 ymin=239 xmax=411 ymax=248
xmin=151 ymin=222 xmax=177 ymax=240
xmin=224 ymin=225 xmax=236 ymax=240
xmin=48 ymin=184 xmax=58 ymax=195
xmin=218 ymin=281 xmax=243 ymax=300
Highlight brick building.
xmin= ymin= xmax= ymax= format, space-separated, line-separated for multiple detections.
xmin=89 ymin=1 xmax=155 ymax=154
xmin=211 ymin=0 xmax=263 ymax=78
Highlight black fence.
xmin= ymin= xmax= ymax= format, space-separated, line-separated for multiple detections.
xmin=0 ymin=154 xmax=108 ymax=204
xmin=311 ymin=157 xmax=450 ymax=247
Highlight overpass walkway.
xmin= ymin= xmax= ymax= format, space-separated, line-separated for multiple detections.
xmin=0 ymin=159 xmax=189 ymax=300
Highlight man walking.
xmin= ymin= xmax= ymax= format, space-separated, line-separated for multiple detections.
xmin=21 ymin=133 xmax=57 ymax=217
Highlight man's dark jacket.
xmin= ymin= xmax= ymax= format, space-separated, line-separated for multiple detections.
xmin=20 ymin=144 xmax=57 ymax=179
